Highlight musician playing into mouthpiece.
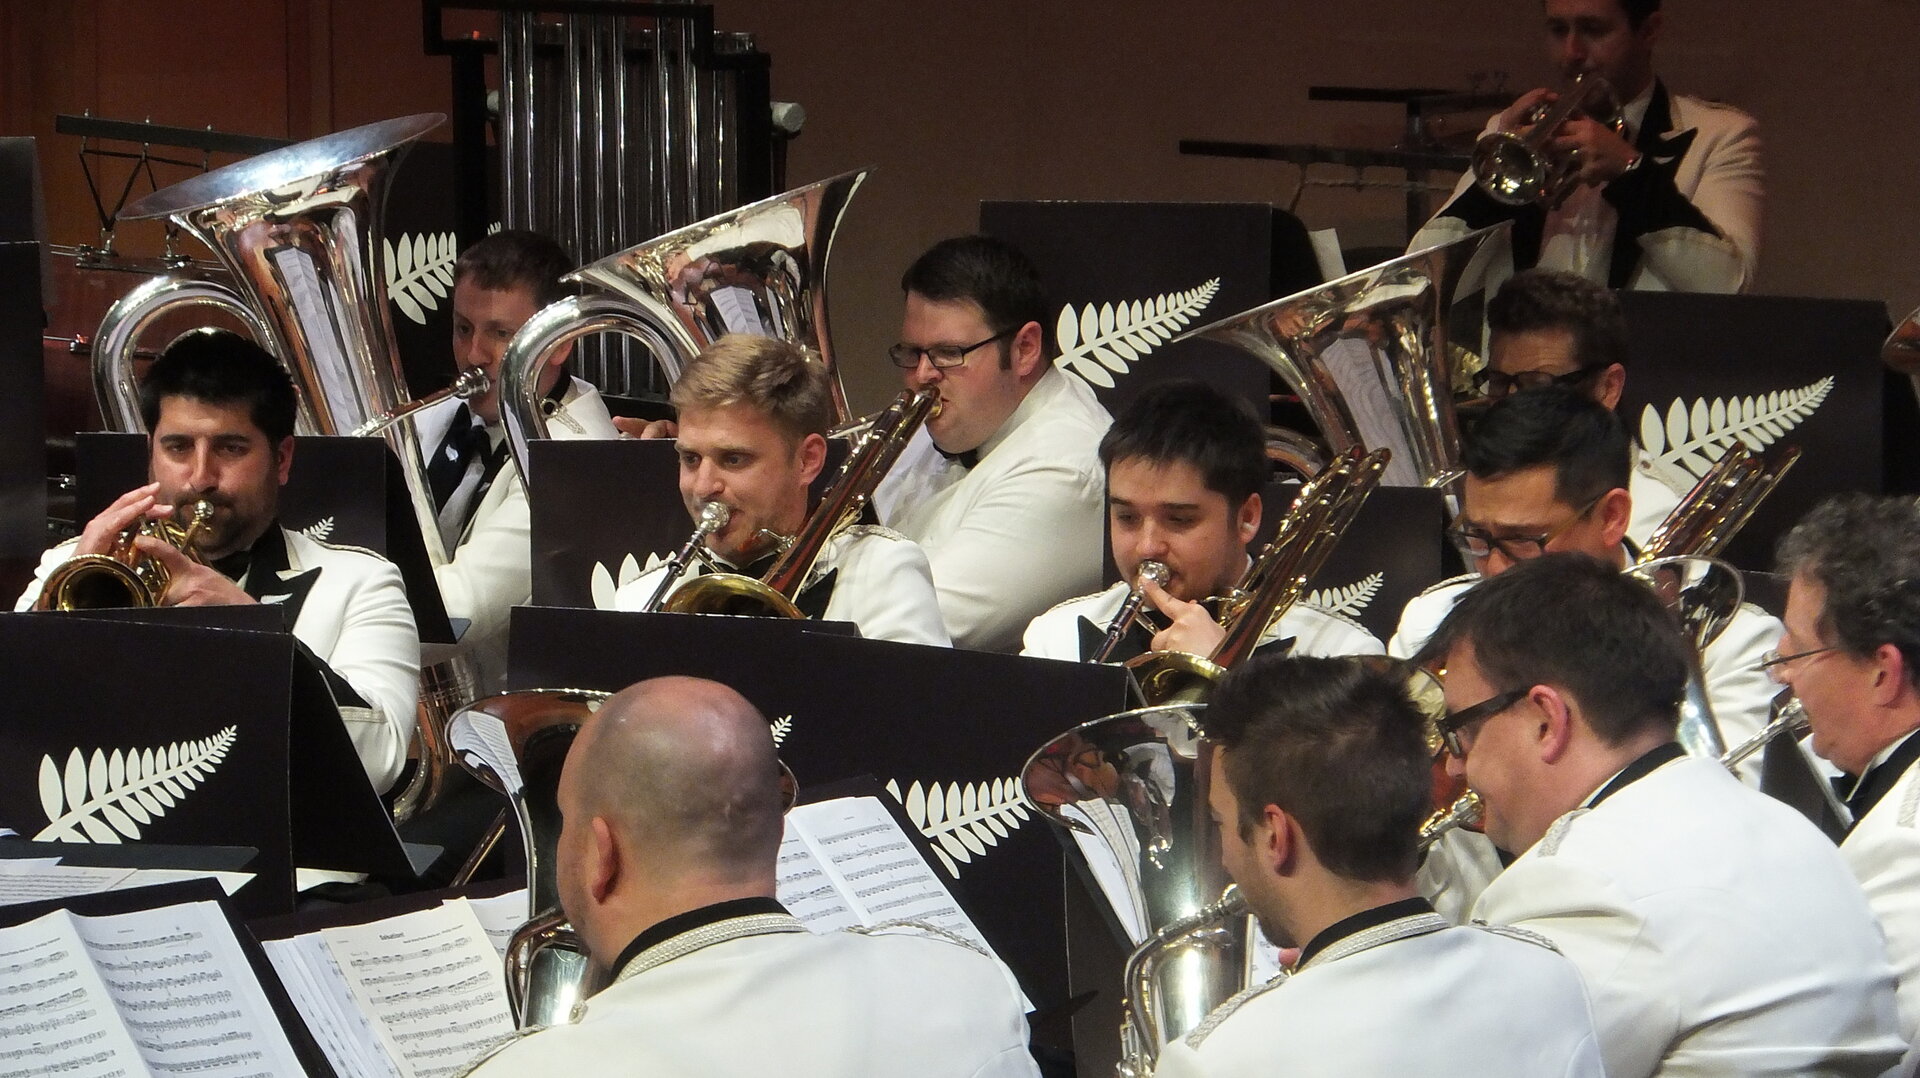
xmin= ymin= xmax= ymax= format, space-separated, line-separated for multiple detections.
xmin=611 ymin=335 xmax=948 ymax=645
xmin=1415 ymin=554 xmax=1903 ymax=1078
xmin=1411 ymin=0 xmax=1762 ymax=293
xmin=1020 ymin=380 xmax=1381 ymax=663
xmin=1475 ymin=268 xmax=1681 ymax=543
xmin=15 ymin=330 xmax=420 ymax=794
xmin=462 ymin=676 xmax=1039 ymax=1078
xmin=1774 ymin=494 xmax=1920 ymax=1045
xmin=871 ymin=235 xmax=1113 ymax=653
xmin=415 ymin=230 xmax=620 ymax=693
xmin=1152 ymin=654 xmax=1603 ymax=1078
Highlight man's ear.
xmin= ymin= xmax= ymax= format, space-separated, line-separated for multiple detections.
xmin=1595 ymin=364 xmax=1626 ymax=411
xmin=1236 ymin=492 xmax=1262 ymax=545
xmin=1531 ymin=685 xmax=1575 ymax=765
xmin=1009 ymin=320 xmax=1046 ymax=380
xmin=1637 ymin=10 xmax=1665 ymax=49
xmin=588 ymin=815 xmax=620 ymax=904
xmin=1595 ymin=487 xmax=1632 ymax=550
xmin=275 ymin=437 xmax=295 ymax=486
xmin=796 ymin=432 xmax=828 ymax=486
xmin=1872 ymin=643 xmax=1910 ymax=709
xmin=1261 ymin=803 xmax=1296 ymax=874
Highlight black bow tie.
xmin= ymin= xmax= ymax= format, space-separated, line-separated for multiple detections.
xmin=936 ymin=445 xmax=980 ymax=469
xmin=428 ymin=404 xmax=495 ymax=510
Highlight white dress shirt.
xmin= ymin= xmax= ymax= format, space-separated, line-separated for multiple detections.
xmin=1839 ymin=733 xmax=1920 ymax=1044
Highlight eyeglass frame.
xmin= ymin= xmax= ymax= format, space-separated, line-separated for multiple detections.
xmin=1444 ymin=492 xmax=1605 ymax=563
xmin=1757 ymin=644 xmax=1842 ymax=683
xmin=1436 ymin=687 xmax=1531 ymax=758
xmin=887 ymin=327 xmax=1016 ymax=370
xmin=1471 ymin=362 xmax=1606 ymax=399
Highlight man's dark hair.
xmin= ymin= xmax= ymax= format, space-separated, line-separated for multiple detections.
xmin=900 ymin=235 xmax=1051 ymax=363
xmin=1487 ymin=269 xmax=1628 ymax=371
xmin=1205 ymin=655 xmax=1434 ymax=883
xmin=1099 ymin=380 xmax=1267 ymax=507
xmin=1464 ymin=385 xmax=1631 ymax=507
xmin=139 ymin=329 xmax=298 ymax=446
xmin=454 ymin=230 xmax=575 ymax=308
xmin=1618 ymin=0 xmax=1661 ymax=29
xmin=1417 ymin=553 xmax=1689 ymax=745
xmin=1777 ymin=494 xmax=1920 ymax=691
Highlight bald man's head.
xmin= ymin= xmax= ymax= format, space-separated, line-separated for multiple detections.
xmin=564 ymin=676 xmax=786 ymax=884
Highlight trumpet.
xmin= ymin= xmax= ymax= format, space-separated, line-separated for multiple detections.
xmin=39 ymin=500 xmax=214 ymax=610
xmin=1472 ymin=74 xmax=1625 ymax=206
xmin=1092 ymin=561 xmax=1171 ymax=663
xmin=350 ymin=368 xmax=491 ymax=437
xmin=639 ymin=500 xmax=733 ymax=613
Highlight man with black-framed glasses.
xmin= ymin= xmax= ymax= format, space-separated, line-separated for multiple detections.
xmin=1776 ymin=494 xmax=1920 ymax=1047
xmin=872 ymin=235 xmax=1112 ymax=652
xmin=1417 ymin=553 xmax=1903 ymax=1078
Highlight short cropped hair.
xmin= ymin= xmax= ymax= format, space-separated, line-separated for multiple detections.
xmin=900 ymin=235 xmax=1052 ymax=361
xmin=1099 ymin=380 xmax=1268 ymax=507
xmin=1777 ymin=494 xmax=1920 ymax=691
xmin=454 ymin=230 xmax=575 ymax=308
xmin=1205 ymin=655 xmax=1434 ymax=883
xmin=1418 ymin=553 xmax=1690 ymax=745
xmin=1487 ymin=269 xmax=1628 ymax=371
xmin=1464 ymin=385 xmax=1631 ymax=508
xmin=1618 ymin=0 xmax=1660 ymax=29
xmin=139 ymin=329 xmax=298 ymax=446
xmin=671 ymin=334 xmax=834 ymax=443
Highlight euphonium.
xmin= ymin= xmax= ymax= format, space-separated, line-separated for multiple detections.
xmin=1118 ymin=885 xmax=1249 ymax=1078
xmin=350 ymin=368 xmax=491 ymax=437
xmin=661 ymin=387 xmax=939 ymax=619
xmin=638 ymin=500 xmax=732 ymax=613
xmin=1091 ymin=560 xmax=1171 ymax=664
xmin=1471 ymin=74 xmax=1625 ymax=206
xmin=38 ymin=500 xmax=214 ymax=611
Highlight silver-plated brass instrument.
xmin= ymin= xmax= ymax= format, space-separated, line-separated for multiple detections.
xmin=641 ymin=500 xmax=732 ymax=613
xmin=38 ymin=499 xmax=214 ymax=611
xmin=350 ymin=368 xmax=491 ymax=437
xmin=1623 ymin=555 xmax=1745 ymax=759
xmin=1092 ymin=560 xmax=1171 ymax=664
xmin=1121 ymin=885 xmax=1249 ymax=1077
xmin=1723 ymin=690 xmax=1811 ymax=773
xmin=1471 ymin=74 xmax=1623 ymax=206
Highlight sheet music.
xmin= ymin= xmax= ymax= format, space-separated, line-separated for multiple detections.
xmin=262 ymin=935 xmax=401 ymax=1078
xmin=0 ymin=862 xmax=136 ymax=906
xmin=787 ymin=797 xmax=990 ymax=951
xmin=449 ymin=713 xmax=522 ymax=796
xmin=773 ymin=830 xmax=861 ymax=933
xmin=0 ymin=909 xmax=146 ymax=1078
xmin=452 ymin=892 xmax=530 ymax=961
xmin=103 ymin=868 xmax=254 ymax=897
xmin=321 ymin=901 xmax=515 ymax=1078
xmin=75 ymin=899 xmax=307 ymax=1077
xmin=1059 ymin=801 xmax=1148 ymax=944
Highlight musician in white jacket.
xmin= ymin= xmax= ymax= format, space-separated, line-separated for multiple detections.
xmin=1775 ymin=494 xmax=1920 ymax=1045
xmin=1153 ymin=654 xmax=1603 ymax=1078
xmin=1022 ymin=381 xmax=1380 ymax=664
xmin=1421 ymin=553 xmax=1904 ymax=1078
xmin=465 ymin=676 xmax=1037 ymax=1078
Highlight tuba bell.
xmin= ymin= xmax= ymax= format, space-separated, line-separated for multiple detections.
xmin=38 ymin=500 xmax=214 ymax=611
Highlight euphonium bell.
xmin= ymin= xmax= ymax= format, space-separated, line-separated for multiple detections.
xmin=38 ymin=500 xmax=214 ymax=611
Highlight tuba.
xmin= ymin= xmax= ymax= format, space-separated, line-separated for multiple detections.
xmin=496 ymin=170 xmax=869 ymax=482
xmin=38 ymin=500 xmax=214 ymax=611
xmin=1471 ymin=74 xmax=1625 ymax=207
xmin=660 ymin=387 xmax=939 ymax=619
xmin=1173 ymin=226 xmax=1505 ymax=488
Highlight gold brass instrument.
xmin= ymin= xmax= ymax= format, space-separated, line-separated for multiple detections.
xmin=1884 ymin=305 xmax=1920 ymax=407
xmin=349 ymin=368 xmax=491 ymax=437
xmin=1091 ymin=560 xmax=1171 ymax=664
xmin=1471 ymin=74 xmax=1624 ymax=206
xmin=496 ymin=170 xmax=870 ymax=483
xmin=1723 ymin=690 xmax=1811 ymax=773
xmin=1418 ymin=790 xmax=1485 ymax=856
xmin=1640 ymin=442 xmax=1803 ymax=562
xmin=1126 ymin=447 xmax=1390 ymax=706
xmin=639 ymin=500 xmax=733 ymax=613
xmin=1174 ymin=226 xmax=1504 ymax=488
xmin=661 ymin=387 xmax=940 ymax=619
xmin=38 ymin=500 xmax=214 ymax=611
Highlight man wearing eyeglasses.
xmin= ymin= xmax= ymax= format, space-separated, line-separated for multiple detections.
xmin=871 ymin=235 xmax=1112 ymax=653
xmin=1419 ymin=553 xmax=1902 ymax=1078
xmin=1475 ymin=268 xmax=1680 ymax=545
xmin=1774 ymin=494 xmax=1920 ymax=1046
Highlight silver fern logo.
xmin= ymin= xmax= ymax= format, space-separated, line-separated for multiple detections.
xmin=385 ymin=231 xmax=458 ymax=325
xmin=885 ymin=778 xmax=1031 ymax=878
xmin=35 ymin=728 xmax=238 ymax=843
xmin=589 ymin=551 xmax=670 ymax=610
xmin=1302 ymin=572 xmax=1383 ymax=619
xmin=770 ymin=714 xmax=793 ymax=747
xmin=1637 ymin=379 xmax=1832 ymax=492
xmin=1054 ymin=280 xmax=1223 ymax=389
xmin=298 ymin=516 xmax=335 ymax=543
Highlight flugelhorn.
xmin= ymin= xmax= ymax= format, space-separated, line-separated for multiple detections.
xmin=661 ymin=387 xmax=939 ymax=619
xmin=38 ymin=500 xmax=214 ymax=610
xmin=1092 ymin=560 xmax=1171 ymax=663
xmin=1471 ymin=74 xmax=1624 ymax=206
xmin=350 ymin=368 xmax=490 ymax=437
xmin=639 ymin=500 xmax=732 ymax=613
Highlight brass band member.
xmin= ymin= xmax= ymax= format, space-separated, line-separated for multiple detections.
xmin=464 ymin=676 xmax=1039 ymax=1078
xmin=1411 ymin=0 xmax=1762 ymax=293
xmin=1153 ymin=655 xmax=1603 ymax=1077
xmin=1419 ymin=554 xmax=1903 ymax=1078
xmin=1775 ymin=494 xmax=1920 ymax=1042
xmin=15 ymin=330 xmax=420 ymax=793
xmin=1021 ymin=380 xmax=1380 ymax=662
xmin=872 ymin=236 xmax=1112 ymax=653
xmin=420 ymin=230 xmax=620 ymax=691
xmin=612 ymin=335 xmax=948 ymax=645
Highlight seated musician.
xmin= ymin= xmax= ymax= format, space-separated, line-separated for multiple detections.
xmin=1021 ymin=380 xmax=1380 ymax=662
xmin=872 ymin=235 xmax=1112 ymax=653
xmin=464 ymin=676 xmax=1039 ymax=1078
xmin=1418 ymin=554 xmax=1903 ymax=1078
xmin=417 ymin=230 xmax=619 ymax=691
xmin=1153 ymin=654 xmax=1603 ymax=1078
xmin=1474 ymin=268 xmax=1680 ymax=544
xmin=1775 ymin=494 xmax=1920 ymax=1043
xmin=15 ymin=330 xmax=420 ymax=793
xmin=612 ymin=335 xmax=948 ymax=645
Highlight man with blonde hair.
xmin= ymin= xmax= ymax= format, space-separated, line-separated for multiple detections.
xmin=613 ymin=335 xmax=948 ymax=645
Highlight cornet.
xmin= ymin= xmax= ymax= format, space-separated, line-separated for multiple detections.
xmin=38 ymin=500 xmax=214 ymax=610
xmin=1472 ymin=74 xmax=1625 ymax=206
xmin=1092 ymin=560 xmax=1171 ymax=664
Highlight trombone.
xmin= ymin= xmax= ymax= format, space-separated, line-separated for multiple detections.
xmin=1091 ymin=560 xmax=1170 ymax=664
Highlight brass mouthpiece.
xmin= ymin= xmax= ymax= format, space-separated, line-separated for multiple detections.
xmin=1137 ymin=560 xmax=1171 ymax=590
xmin=696 ymin=500 xmax=732 ymax=532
